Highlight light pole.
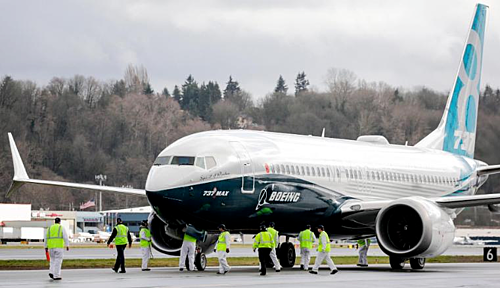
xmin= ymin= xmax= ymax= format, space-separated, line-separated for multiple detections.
xmin=95 ymin=174 xmax=107 ymax=212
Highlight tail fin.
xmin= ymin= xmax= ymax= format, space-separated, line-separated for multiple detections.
xmin=416 ymin=4 xmax=488 ymax=158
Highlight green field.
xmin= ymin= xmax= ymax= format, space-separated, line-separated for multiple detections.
xmin=0 ymin=255 xmax=487 ymax=270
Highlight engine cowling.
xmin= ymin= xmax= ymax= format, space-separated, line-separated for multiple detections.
xmin=375 ymin=197 xmax=455 ymax=258
xmin=148 ymin=213 xmax=218 ymax=256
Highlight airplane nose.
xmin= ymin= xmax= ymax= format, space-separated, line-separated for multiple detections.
xmin=145 ymin=165 xmax=195 ymax=192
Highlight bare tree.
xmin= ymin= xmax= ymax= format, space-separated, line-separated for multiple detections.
xmin=325 ymin=68 xmax=357 ymax=112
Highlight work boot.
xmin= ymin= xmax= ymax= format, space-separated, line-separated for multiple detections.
xmin=142 ymin=269 xmax=151 ymax=271
xmin=179 ymin=268 xmax=184 ymax=271
xmin=119 ymin=270 xmax=126 ymax=273
xmin=300 ymin=265 xmax=304 ymax=270
xmin=276 ymin=269 xmax=281 ymax=272
xmin=49 ymin=273 xmax=54 ymax=279
xmin=330 ymin=269 xmax=339 ymax=275
xmin=111 ymin=268 xmax=118 ymax=273
xmin=53 ymin=278 xmax=62 ymax=280
xmin=309 ymin=270 xmax=318 ymax=274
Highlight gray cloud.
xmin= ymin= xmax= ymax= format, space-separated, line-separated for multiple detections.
xmin=0 ymin=0 xmax=498 ymax=99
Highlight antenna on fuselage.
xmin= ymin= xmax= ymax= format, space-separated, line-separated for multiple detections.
xmin=321 ymin=128 xmax=325 ymax=138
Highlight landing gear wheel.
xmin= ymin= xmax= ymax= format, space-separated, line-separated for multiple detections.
xmin=195 ymin=252 xmax=207 ymax=271
xmin=410 ymin=258 xmax=425 ymax=270
xmin=278 ymin=242 xmax=296 ymax=268
xmin=389 ymin=256 xmax=406 ymax=270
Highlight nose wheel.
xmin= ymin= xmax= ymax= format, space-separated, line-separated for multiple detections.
xmin=278 ymin=242 xmax=296 ymax=268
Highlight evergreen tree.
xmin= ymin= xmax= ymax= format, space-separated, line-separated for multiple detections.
xmin=162 ymin=87 xmax=170 ymax=98
xmin=294 ymin=72 xmax=310 ymax=96
xmin=393 ymin=88 xmax=403 ymax=102
xmin=223 ymin=76 xmax=241 ymax=99
xmin=274 ymin=75 xmax=288 ymax=94
xmin=181 ymin=75 xmax=200 ymax=114
xmin=112 ymin=80 xmax=127 ymax=97
xmin=143 ymin=83 xmax=154 ymax=95
xmin=173 ymin=85 xmax=182 ymax=104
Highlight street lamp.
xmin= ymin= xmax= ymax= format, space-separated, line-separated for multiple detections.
xmin=95 ymin=174 xmax=107 ymax=211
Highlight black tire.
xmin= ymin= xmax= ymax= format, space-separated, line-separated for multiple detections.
xmin=389 ymin=256 xmax=406 ymax=270
xmin=195 ymin=252 xmax=207 ymax=271
xmin=409 ymin=258 xmax=425 ymax=270
xmin=278 ymin=242 xmax=296 ymax=268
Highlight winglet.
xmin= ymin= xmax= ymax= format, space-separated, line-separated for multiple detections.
xmin=7 ymin=133 xmax=29 ymax=197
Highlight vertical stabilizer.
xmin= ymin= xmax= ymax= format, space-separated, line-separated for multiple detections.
xmin=416 ymin=4 xmax=488 ymax=158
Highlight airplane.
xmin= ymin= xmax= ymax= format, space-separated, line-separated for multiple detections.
xmin=6 ymin=3 xmax=500 ymax=270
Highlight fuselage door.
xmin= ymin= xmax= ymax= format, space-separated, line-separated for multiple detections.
xmin=229 ymin=141 xmax=255 ymax=193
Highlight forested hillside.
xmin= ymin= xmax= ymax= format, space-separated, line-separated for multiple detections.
xmin=1 ymin=66 xmax=500 ymax=226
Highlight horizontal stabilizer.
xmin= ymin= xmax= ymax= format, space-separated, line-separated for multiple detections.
xmin=477 ymin=164 xmax=500 ymax=176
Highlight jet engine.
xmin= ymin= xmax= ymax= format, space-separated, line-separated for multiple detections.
xmin=375 ymin=197 xmax=455 ymax=258
xmin=148 ymin=213 xmax=218 ymax=256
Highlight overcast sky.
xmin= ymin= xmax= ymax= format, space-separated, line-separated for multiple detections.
xmin=1 ymin=0 xmax=499 ymax=99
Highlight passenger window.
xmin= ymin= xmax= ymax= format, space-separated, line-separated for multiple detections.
xmin=291 ymin=165 xmax=296 ymax=175
xmin=296 ymin=165 xmax=300 ymax=175
xmin=306 ymin=166 xmax=310 ymax=176
xmin=153 ymin=156 xmax=171 ymax=166
xmin=270 ymin=164 xmax=275 ymax=173
xmin=281 ymin=165 xmax=285 ymax=174
xmin=321 ymin=167 xmax=326 ymax=177
xmin=326 ymin=168 xmax=331 ymax=178
xmin=205 ymin=156 xmax=217 ymax=169
xmin=171 ymin=156 xmax=195 ymax=165
xmin=312 ymin=167 xmax=316 ymax=177
xmin=301 ymin=166 xmax=305 ymax=175
xmin=286 ymin=165 xmax=290 ymax=174
xmin=195 ymin=157 xmax=206 ymax=169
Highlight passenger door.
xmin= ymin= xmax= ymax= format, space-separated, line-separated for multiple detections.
xmin=229 ymin=141 xmax=255 ymax=193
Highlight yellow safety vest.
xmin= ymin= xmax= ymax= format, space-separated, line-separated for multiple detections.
xmin=299 ymin=229 xmax=314 ymax=249
xmin=183 ymin=233 xmax=197 ymax=243
xmin=267 ymin=227 xmax=278 ymax=248
xmin=46 ymin=224 xmax=64 ymax=249
xmin=357 ymin=239 xmax=371 ymax=247
xmin=317 ymin=231 xmax=331 ymax=252
xmin=115 ymin=224 xmax=129 ymax=245
xmin=253 ymin=231 xmax=273 ymax=249
xmin=140 ymin=228 xmax=151 ymax=248
xmin=217 ymin=231 xmax=230 ymax=251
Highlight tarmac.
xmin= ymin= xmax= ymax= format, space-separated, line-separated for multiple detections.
xmin=1 ymin=263 xmax=500 ymax=288
xmin=0 ymin=245 xmax=491 ymax=260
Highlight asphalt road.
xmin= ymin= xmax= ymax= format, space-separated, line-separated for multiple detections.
xmin=1 ymin=263 xmax=500 ymax=288
xmin=0 ymin=245 xmax=493 ymax=260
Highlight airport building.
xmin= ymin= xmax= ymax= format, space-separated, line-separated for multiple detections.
xmin=102 ymin=206 xmax=151 ymax=236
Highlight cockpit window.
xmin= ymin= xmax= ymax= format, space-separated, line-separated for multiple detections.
xmin=195 ymin=157 xmax=206 ymax=169
xmin=171 ymin=156 xmax=195 ymax=165
xmin=153 ymin=156 xmax=171 ymax=166
xmin=205 ymin=156 xmax=217 ymax=169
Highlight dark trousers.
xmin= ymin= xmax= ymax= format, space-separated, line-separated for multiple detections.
xmin=258 ymin=248 xmax=272 ymax=275
xmin=114 ymin=245 xmax=127 ymax=272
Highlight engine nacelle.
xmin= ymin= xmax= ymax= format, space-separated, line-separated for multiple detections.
xmin=375 ymin=197 xmax=455 ymax=258
xmin=148 ymin=213 xmax=218 ymax=256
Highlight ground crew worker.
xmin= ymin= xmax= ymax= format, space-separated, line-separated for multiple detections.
xmin=44 ymin=217 xmax=69 ymax=280
xmin=310 ymin=225 xmax=338 ymax=275
xmin=266 ymin=222 xmax=282 ymax=272
xmin=215 ymin=224 xmax=231 ymax=274
xmin=107 ymin=218 xmax=132 ymax=273
xmin=298 ymin=224 xmax=316 ymax=270
xmin=179 ymin=227 xmax=197 ymax=271
xmin=253 ymin=224 xmax=273 ymax=276
xmin=357 ymin=238 xmax=371 ymax=267
xmin=139 ymin=220 xmax=152 ymax=271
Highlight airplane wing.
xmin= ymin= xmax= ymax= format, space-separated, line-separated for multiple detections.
xmin=6 ymin=133 xmax=146 ymax=197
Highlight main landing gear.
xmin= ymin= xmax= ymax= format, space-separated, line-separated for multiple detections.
xmin=389 ymin=256 xmax=426 ymax=270
xmin=278 ymin=236 xmax=296 ymax=268
xmin=185 ymin=248 xmax=207 ymax=271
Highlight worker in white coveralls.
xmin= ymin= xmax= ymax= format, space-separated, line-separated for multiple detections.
xmin=310 ymin=225 xmax=338 ymax=275
xmin=266 ymin=222 xmax=281 ymax=272
xmin=215 ymin=224 xmax=231 ymax=274
xmin=357 ymin=238 xmax=371 ymax=267
xmin=179 ymin=227 xmax=197 ymax=271
xmin=298 ymin=224 xmax=316 ymax=270
xmin=44 ymin=217 xmax=70 ymax=280
xmin=139 ymin=220 xmax=152 ymax=271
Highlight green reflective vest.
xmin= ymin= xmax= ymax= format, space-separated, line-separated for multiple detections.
xmin=357 ymin=239 xmax=371 ymax=247
xmin=115 ymin=224 xmax=129 ymax=245
xmin=299 ymin=229 xmax=314 ymax=249
xmin=140 ymin=227 xmax=151 ymax=248
xmin=46 ymin=224 xmax=64 ymax=249
xmin=253 ymin=231 xmax=273 ymax=249
xmin=183 ymin=233 xmax=197 ymax=243
xmin=217 ymin=231 xmax=230 ymax=251
xmin=267 ymin=227 xmax=278 ymax=248
xmin=317 ymin=231 xmax=331 ymax=252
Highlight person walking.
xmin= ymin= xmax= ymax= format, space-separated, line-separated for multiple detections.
xmin=139 ymin=220 xmax=152 ymax=271
xmin=215 ymin=224 xmax=231 ymax=275
xmin=45 ymin=217 xmax=69 ymax=280
xmin=266 ymin=222 xmax=281 ymax=272
xmin=310 ymin=225 xmax=338 ymax=275
xmin=253 ymin=224 xmax=273 ymax=276
xmin=107 ymin=218 xmax=132 ymax=273
xmin=179 ymin=228 xmax=197 ymax=271
xmin=298 ymin=224 xmax=316 ymax=270
xmin=357 ymin=238 xmax=371 ymax=267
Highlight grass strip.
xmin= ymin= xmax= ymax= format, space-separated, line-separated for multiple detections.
xmin=0 ymin=255 xmax=487 ymax=270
